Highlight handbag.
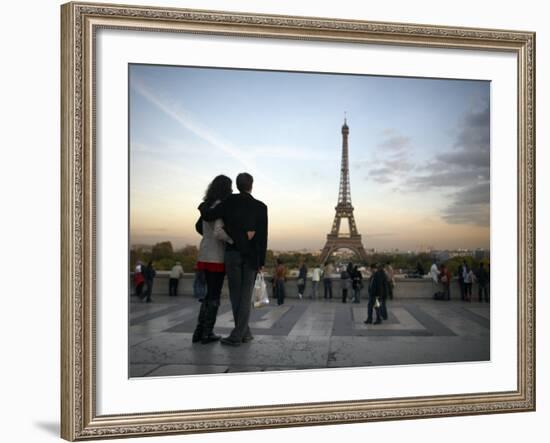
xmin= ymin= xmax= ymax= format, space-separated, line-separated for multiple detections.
xmin=297 ymin=277 xmax=305 ymax=286
xmin=253 ymin=272 xmax=270 ymax=308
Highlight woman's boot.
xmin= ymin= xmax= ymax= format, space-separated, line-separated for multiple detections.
xmin=201 ymin=302 xmax=221 ymax=344
xmin=192 ymin=301 xmax=207 ymax=343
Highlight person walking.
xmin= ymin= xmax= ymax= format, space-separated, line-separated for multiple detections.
xmin=200 ymin=172 xmax=268 ymax=347
xmin=323 ymin=261 xmax=334 ymax=299
xmin=297 ymin=261 xmax=307 ymax=300
xmin=463 ymin=263 xmax=475 ymax=302
xmin=143 ymin=261 xmax=156 ymax=303
xmin=273 ymin=258 xmax=287 ymax=305
xmin=476 ymin=262 xmax=490 ymax=303
xmin=168 ymin=261 xmax=184 ymax=297
xmin=193 ymin=175 xmax=234 ymax=344
xmin=310 ymin=264 xmax=322 ymax=299
xmin=351 ymin=265 xmax=363 ymax=303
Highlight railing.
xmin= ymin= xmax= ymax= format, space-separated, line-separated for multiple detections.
xmin=129 ymin=272 xmax=482 ymax=300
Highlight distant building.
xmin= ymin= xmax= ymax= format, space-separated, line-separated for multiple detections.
xmin=434 ymin=251 xmax=450 ymax=262
xmin=447 ymin=249 xmax=475 ymax=258
xmin=474 ymin=248 xmax=490 ymax=261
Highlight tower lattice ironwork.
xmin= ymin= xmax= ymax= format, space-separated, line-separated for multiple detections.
xmin=319 ymin=119 xmax=368 ymax=264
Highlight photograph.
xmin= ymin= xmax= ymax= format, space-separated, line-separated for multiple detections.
xmin=59 ymin=2 xmax=536 ymax=439
xmin=128 ymin=64 xmax=491 ymax=378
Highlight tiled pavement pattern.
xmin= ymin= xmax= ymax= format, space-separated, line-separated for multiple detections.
xmin=129 ymin=295 xmax=490 ymax=377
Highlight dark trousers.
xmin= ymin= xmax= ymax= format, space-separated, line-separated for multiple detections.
xmin=169 ymin=278 xmax=179 ymax=296
xmin=443 ymin=283 xmax=451 ymax=301
xmin=459 ymin=280 xmax=465 ymax=300
xmin=464 ymin=282 xmax=472 ymax=301
xmin=310 ymin=281 xmax=320 ymax=299
xmin=225 ymin=250 xmax=256 ymax=340
xmin=352 ymin=288 xmax=361 ymax=303
xmin=342 ymin=288 xmax=348 ymax=303
xmin=379 ymin=297 xmax=388 ymax=319
xmin=323 ymin=279 xmax=333 ymax=299
xmin=193 ymin=270 xmax=225 ymax=340
xmin=135 ymin=282 xmax=144 ymax=298
xmin=478 ymin=283 xmax=489 ymax=302
xmin=205 ymin=270 xmax=224 ymax=306
xmin=274 ymin=279 xmax=286 ymax=305
xmin=144 ymin=280 xmax=154 ymax=302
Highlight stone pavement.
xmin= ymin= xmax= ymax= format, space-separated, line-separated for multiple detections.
xmin=129 ymin=295 xmax=490 ymax=377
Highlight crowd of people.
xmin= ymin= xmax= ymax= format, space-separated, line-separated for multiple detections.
xmin=430 ymin=259 xmax=490 ymax=302
xmin=271 ymin=260 xmax=394 ymax=324
xmin=132 ymin=172 xmax=490 ymax=343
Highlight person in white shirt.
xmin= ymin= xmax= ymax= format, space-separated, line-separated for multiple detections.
xmin=310 ymin=265 xmax=322 ymax=299
xmin=322 ymin=262 xmax=335 ymax=299
xmin=429 ymin=260 xmax=441 ymax=299
xmin=463 ymin=263 xmax=476 ymax=302
xmin=430 ymin=261 xmax=440 ymax=285
xmin=169 ymin=261 xmax=184 ymax=297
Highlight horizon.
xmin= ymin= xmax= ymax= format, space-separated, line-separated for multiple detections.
xmin=130 ymin=64 xmax=490 ymax=251
xmin=130 ymin=241 xmax=490 ymax=254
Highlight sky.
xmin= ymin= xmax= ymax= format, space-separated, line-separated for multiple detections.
xmin=129 ymin=64 xmax=490 ymax=252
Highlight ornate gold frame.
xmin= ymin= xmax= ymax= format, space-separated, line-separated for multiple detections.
xmin=61 ymin=2 xmax=536 ymax=440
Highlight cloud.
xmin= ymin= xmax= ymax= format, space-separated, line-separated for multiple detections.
xmin=131 ymin=77 xmax=281 ymax=188
xmin=365 ymin=104 xmax=490 ymax=227
xmin=407 ymin=168 xmax=489 ymax=189
xmin=436 ymin=149 xmax=490 ymax=169
xmin=404 ymin=104 xmax=490 ymax=226
xmin=250 ymin=145 xmax=329 ymax=161
xmin=371 ymin=175 xmax=393 ymax=184
xmin=131 ymin=78 xmax=257 ymax=171
xmin=378 ymin=134 xmax=411 ymax=151
xmin=441 ymin=182 xmax=490 ymax=226
xmin=364 ymin=129 xmax=415 ymax=184
xmin=369 ymin=167 xmax=392 ymax=177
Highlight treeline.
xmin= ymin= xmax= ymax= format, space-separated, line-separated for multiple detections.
xmin=130 ymin=241 xmax=198 ymax=272
xmin=130 ymin=241 xmax=489 ymax=275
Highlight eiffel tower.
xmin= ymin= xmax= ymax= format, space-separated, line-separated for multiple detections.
xmin=319 ymin=119 xmax=368 ymax=264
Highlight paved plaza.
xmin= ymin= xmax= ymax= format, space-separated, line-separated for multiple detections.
xmin=129 ymin=295 xmax=490 ymax=377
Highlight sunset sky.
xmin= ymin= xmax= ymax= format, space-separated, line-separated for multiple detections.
xmin=129 ymin=64 xmax=490 ymax=252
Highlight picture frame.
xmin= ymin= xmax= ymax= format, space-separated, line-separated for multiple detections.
xmin=60 ymin=1 xmax=536 ymax=440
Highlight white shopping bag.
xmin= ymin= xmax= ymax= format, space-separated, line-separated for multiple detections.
xmin=253 ymin=272 xmax=270 ymax=308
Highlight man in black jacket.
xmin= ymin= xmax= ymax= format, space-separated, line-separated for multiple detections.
xmin=364 ymin=263 xmax=389 ymax=324
xmin=199 ymin=172 xmax=268 ymax=346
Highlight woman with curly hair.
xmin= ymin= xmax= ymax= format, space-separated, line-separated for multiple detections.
xmin=192 ymin=175 xmax=234 ymax=344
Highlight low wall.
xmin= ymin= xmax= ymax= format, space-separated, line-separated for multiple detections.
xmin=130 ymin=272 xmax=478 ymax=300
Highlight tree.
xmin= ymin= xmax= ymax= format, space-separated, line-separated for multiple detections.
xmin=151 ymin=241 xmax=174 ymax=261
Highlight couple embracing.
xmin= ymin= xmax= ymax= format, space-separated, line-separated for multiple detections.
xmin=193 ymin=172 xmax=268 ymax=346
